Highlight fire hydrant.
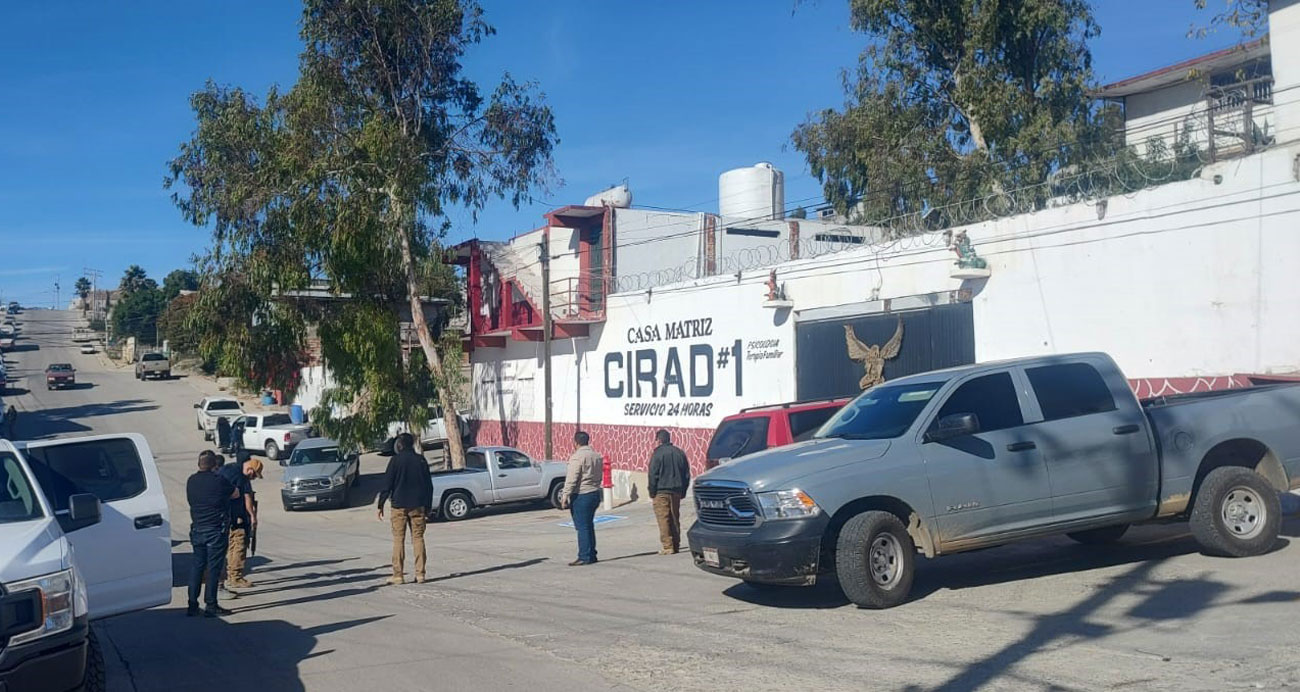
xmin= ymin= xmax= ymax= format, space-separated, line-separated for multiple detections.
xmin=601 ymin=455 xmax=614 ymax=511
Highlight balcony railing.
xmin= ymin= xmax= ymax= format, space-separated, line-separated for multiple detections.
xmin=549 ymin=274 xmax=605 ymax=320
xmin=1206 ymin=76 xmax=1274 ymax=161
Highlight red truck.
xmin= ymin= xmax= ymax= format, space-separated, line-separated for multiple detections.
xmin=45 ymin=363 xmax=76 ymax=390
xmin=705 ymin=397 xmax=851 ymax=469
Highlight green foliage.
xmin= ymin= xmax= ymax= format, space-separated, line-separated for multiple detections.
xmin=166 ymin=0 xmax=557 ymax=453
xmin=110 ymin=286 xmax=166 ymax=344
xmin=177 ymin=272 xmax=306 ymax=392
xmin=161 ymin=269 xmax=199 ymax=301
xmin=118 ymin=265 xmax=156 ymax=294
xmin=158 ymin=293 xmax=200 ymax=355
xmin=1191 ymin=0 xmax=1268 ymax=39
xmin=74 ymin=277 xmax=91 ymax=300
xmin=793 ymin=0 xmax=1109 ymax=228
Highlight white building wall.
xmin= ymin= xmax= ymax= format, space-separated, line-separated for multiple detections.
xmin=1125 ymin=81 xmax=1204 ymax=153
xmin=611 ymin=208 xmax=705 ymax=291
xmin=1271 ymin=0 xmax=1300 ymax=144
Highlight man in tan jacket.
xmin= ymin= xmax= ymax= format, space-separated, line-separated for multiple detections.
xmin=562 ymin=431 xmax=602 ymax=566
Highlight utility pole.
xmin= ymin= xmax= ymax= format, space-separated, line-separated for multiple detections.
xmin=83 ymin=267 xmax=102 ymax=316
xmin=54 ymin=277 xmax=60 ymax=311
xmin=539 ymin=232 xmax=554 ymax=461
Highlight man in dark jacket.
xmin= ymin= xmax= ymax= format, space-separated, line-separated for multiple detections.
xmin=186 ymin=451 xmax=238 ymax=617
xmin=216 ymin=415 xmax=232 ymax=453
xmin=377 ymin=433 xmax=433 ymax=584
xmin=647 ymin=429 xmax=691 ymax=554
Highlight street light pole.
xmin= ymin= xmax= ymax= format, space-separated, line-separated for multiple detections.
xmin=540 ymin=232 xmax=554 ymax=461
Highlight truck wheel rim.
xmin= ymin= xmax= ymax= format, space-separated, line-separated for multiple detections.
xmin=869 ymin=533 xmax=903 ymax=588
xmin=1221 ymin=486 xmax=1265 ymax=540
xmin=449 ymin=498 xmax=467 ymax=516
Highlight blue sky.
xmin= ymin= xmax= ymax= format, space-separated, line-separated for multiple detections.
xmin=0 ymin=1 xmax=1248 ymax=305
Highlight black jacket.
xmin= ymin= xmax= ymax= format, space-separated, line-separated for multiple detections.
xmin=378 ymin=449 xmax=434 ymax=512
xmin=648 ymin=443 xmax=691 ymax=497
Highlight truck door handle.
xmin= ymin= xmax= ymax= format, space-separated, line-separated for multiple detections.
xmin=134 ymin=514 xmax=163 ymax=530
xmin=497 ymin=473 xmax=508 ymax=477
xmin=1112 ymin=424 xmax=1140 ymax=435
xmin=1006 ymin=441 xmax=1037 ymax=452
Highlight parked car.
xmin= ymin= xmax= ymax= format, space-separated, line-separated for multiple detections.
xmin=0 ymin=334 xmax=13 ymax=351
xmin=44 ymin=363 xmax=76 ymax=390
xmin=79 ymin=343 xmax=96 ymax=355
xmin=133 ymin=352 xmax=170 ymax=380
xmin=1 ymin=433 xmax=171 ymax=691
xmin=706 ymin=397 xmax=852 ymax=469
xmin=430 ymin=446 xmax=569 ymax=521
xmin=687 ymin=352 xmax=1300 ymax=609
xmin=279 ymin=437 xmax=361 ymax=511
xmin=230 ymin=412 xmax=312 ymax=461
xmin=193 ymin=396 xmax=244 ymax=441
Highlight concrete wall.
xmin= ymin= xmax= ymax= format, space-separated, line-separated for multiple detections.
xmin=1272 ymin=0 xmax=1300 ymax=143
xmin=611 ymin=208 xmax=705 ymax=292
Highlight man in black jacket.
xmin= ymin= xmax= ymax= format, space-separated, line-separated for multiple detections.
xmin=377 ymin=433 xmax=433 ymax=584
xmin=647 ymin=429 xmax=691 ymax=554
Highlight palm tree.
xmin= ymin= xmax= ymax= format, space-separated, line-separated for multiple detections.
xmin=74 ymin=277 xmax=92 ymax=314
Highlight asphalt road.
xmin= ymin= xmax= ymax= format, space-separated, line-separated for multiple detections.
xmin=5 ymin=309 xmax=1300 ymax=692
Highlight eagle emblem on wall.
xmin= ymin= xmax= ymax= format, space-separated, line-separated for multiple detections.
xmin=844 ymin=317 xmax=904 ymax=390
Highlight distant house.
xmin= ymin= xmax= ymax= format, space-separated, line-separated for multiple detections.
xmin=1096 ymin=37 xmax=1274 ymax=161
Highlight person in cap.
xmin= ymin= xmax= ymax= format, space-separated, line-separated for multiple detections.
xmin=218 ymin=455 xmax=262 ymax=589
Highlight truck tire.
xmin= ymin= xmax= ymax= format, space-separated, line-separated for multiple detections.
xmin=836 ymin=511 xmax=915 ymax=609
xmin=1067 ymin=524 xmax=1130 ymax=545
xmin=264 ymin=440 xmax=280 ymax=461
xmin=441 ymin=491 xmax=472 ymax=521
xmin=78 ymin=628 xmax=106 ymax=692
xmin=1189 ymin=466 xmax=1281 ymax=557
xmin=548 ymin=480 xmax=565 ymax=510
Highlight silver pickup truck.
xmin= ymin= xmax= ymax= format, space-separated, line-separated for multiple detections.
xmin=431 ymin=446 xmax=568 ymax=521
xmin=688 ymin=352 xmax=1300 ymax=609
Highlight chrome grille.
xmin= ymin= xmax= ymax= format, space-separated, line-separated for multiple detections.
xmin=694 ymin=482 xmax=757 ymax=526
xmin=291 ymin=478 xmax=331 ymax=492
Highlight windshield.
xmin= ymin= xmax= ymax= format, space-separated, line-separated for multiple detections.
xmin=208 ymin=400 xmax=240 ymax=411
xmin=289 ymin=446 xmax=340 ymax=466
xmin=0 ymin=453 xmax=44 ymax=524
xmin=48 ymin=364 xmax=72 ymax=372
xmin=815 ymin=381 xmax=944 ymax=440
xmin=142 ymin=353 xmax=165 ymax=361
xmin=263 ymin=414 xmax=292 ymax=426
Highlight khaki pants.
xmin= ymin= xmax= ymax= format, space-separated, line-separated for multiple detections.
xmin=653 ymin=492 xmax=683 ymax=552
xmin=390 ymin=508 xmax=428 ymax=579
xmin=226 ymin=527 xmax=247 ymax=581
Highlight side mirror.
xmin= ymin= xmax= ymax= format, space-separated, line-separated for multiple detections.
xmin=279 ymin=459 xmax=287 ymax=466
xmin=926 ymin=413 xmax=980 ymax=443
xmin=65 ymin=493 xmax=102 ymax=532
xmin=192 ymin=403 xmax=200 ymax=409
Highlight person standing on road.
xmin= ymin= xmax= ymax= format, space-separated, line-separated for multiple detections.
xmin=3 ymin=405 xmax=16 ymax=439
xmin=561 ymin=431 xmax=602 ymax=566
xmin=647 ymin=429 xmax=691 ymax=555
xmin=219 ymin=456 xmax=262 ymax=590
xmin=216 ymin=415 xmax=232 ymax=453
xmin=377 ymin=433 xmax=433 ymax=585
xmin=186 ymin=451 xmax=237 ymax=617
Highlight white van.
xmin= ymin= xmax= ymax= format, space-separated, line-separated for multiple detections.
xmin=0 ymin=434 xmax=170 ymax=692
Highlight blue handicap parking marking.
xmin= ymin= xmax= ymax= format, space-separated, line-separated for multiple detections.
xmin=558 ymin=514 xmax=626 ymax=528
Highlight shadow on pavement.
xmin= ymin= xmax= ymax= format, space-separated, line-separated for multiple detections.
xmin=16 ymin=399 xmax=158 ymax=438
xmin=427 ymin=557 xmax=548 ymax=582
xmin=251 ymin=557 xmax=360 ymax=574
xmin=99 ymin=608 xmax=389 ymax=692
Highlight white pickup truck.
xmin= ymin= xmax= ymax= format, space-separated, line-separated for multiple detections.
xmin=431 ymin=446 xmax=569 ymax=521
xmin=0 ymin=433 xmax=171 ymax=691
xmin=230 ymin=412 xmax=312 ymax=461
xmin=193 ymin=396 xmax=244 ymax=441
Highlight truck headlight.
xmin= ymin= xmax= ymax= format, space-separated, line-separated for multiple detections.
xmin=755 ymin=489 xmax=821 ymax=520
xmin=330 ymin=475 xmax=346 ymax=487
xmin=7 ymin=569 xmax=75 ymax=645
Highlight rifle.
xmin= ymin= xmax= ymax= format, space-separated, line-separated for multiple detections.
xmin=247 ymin=498 xmax=259 ymax=557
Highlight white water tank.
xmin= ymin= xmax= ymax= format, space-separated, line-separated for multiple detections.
xmin=585 ymin=183 xmax=632 ymax=208
xmin=719 ymin=162 xmax=785 ymax=221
